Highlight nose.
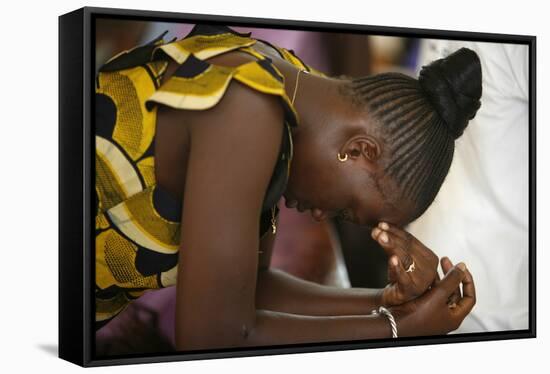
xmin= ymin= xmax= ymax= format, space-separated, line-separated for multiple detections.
xmin=285 ymin=198 xmax=298 ymax=208
xmin=311 ymin=208 xmax=328 ymax=222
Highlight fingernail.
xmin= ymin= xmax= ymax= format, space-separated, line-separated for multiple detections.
xmin=379 ymin=222 xmax=389 ymax=230
xmin=380 ymin=232 xmax=389 ymax=243
xmin=372 ymin=227 xmax=380 ymax=238
xmin=391 ymin=256 xmax=399 ymax=266
xmin=457 ymin=263 xmax=466 ymax=271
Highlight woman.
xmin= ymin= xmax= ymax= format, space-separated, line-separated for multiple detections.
xmin=95 ymin=23 xmax=480 ymax=351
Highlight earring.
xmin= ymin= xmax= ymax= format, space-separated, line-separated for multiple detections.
xmin=337 ymin=152 xmax=348 ymax=162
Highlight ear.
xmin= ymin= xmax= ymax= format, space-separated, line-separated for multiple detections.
xmin=340 ymin=135 xmax=381 ymax=163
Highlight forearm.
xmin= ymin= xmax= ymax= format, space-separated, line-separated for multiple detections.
xmin=246 ymin=309 xmax=393 ymax=347
xmin=256 ymin=268 xmax=384 ymax=316
xmin=176 ymin=270 xmax=392 ymax=351
xmin=177 ymin=308 xmax=395 ymax=351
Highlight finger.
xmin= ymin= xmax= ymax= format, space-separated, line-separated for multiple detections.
xmin=371 ymin=227 xmax=383 ymax=241
xmin=372 ymin=228 xmax=414 ymax=269
xmin=389 ymin=255 xmax=410 ymax=290
xmin=440 ymin=256 xmax=453 ymax=274
xmin=387 ymin=255 xmax=398 ymax=283
xmin=429 ymin=257 xmax=455 ymax=289
xmin=435 ymin=263 xmax=466 ymax=301
xmin=441 ymin=257 xmax=461 ymax=305
xmin=379 ymin=222 xmax=437 ymax=269
xmin=377 ymin=223 xmax=413 ymax=256
xmin=430 ymin=267 xmax=441 ymax=288
xmin=378 ymin=222 xmax=408 ymax=242
xmin=455 ymin=265 xmax=476 ymax=314
xmin=372 ymin=227 xmax=405 ymax=260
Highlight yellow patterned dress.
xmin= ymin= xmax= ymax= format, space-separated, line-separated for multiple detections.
xmin=94 ymin=24 xmax=328 ymax=330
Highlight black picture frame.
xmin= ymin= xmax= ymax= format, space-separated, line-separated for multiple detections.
xmin=59 ymin=6 xmax=536 ymax=367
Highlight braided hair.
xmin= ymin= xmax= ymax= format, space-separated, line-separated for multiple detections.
xmin=342 ymin=48 xmax=482 ymax=221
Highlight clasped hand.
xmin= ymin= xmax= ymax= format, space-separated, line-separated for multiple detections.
xmin=371 ymin=222 xmax=440 ymax=306
xmin=371 ymin=222 xmax=476 ymax=336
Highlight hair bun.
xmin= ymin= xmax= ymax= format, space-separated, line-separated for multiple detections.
xmin=418 ymin=47 xmax=482 ymax=139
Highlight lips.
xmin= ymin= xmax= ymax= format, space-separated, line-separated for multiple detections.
xmin=298 ymin=201 xmax=313 ymax=212
xmin=283 ymin=198 xmax=333 ymax=222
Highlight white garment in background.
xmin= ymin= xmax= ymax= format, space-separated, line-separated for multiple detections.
xmin=409 ymin=40 xmax=530 ymax=333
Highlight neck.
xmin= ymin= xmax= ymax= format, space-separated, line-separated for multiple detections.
xmin=290 ymin=69 xmax=355 ymax=137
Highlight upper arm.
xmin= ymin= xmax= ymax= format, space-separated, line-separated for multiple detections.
xmin=174 ymin=78 xmax=284 ymax=350
xmin=258 ymin=230 xmax=276 ymax=272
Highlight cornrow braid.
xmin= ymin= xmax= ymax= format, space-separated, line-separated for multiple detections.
xmin=348 ymin=72 xmax=455 ymax=219
xmin=340 ymin=47 xmax=482 ymax=221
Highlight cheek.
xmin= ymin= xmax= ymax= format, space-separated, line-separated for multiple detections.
xmin=287 ymin=160 xmax=319 ymax=198
xmin=287 ymin=152 xmax=339 ymax=203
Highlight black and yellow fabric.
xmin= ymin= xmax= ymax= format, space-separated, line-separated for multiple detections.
xmin=94 ymin=24 xmax=328 ymax=330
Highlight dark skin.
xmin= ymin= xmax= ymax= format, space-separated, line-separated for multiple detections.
xmin=153 ymin=41 xmax=476 ymax=350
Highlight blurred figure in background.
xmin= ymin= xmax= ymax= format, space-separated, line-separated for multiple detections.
xmin=407 ymin=39 xmax=529 ymax=333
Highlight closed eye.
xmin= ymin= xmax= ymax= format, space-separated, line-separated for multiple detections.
xmin=337 ymin=210 xmax=374 ymax=230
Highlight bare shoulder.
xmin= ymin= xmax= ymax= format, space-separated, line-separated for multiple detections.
xmin=154 ymin=48 xmax=288 ymax=198
xmin=201 ymin=81 xmax=282 ymax=132
xmin=159 ymin=47 xmax=285 ymax=151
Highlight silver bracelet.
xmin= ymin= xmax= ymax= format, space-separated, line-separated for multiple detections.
xmin=370 ymin=306 xmax=398 ymax=338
